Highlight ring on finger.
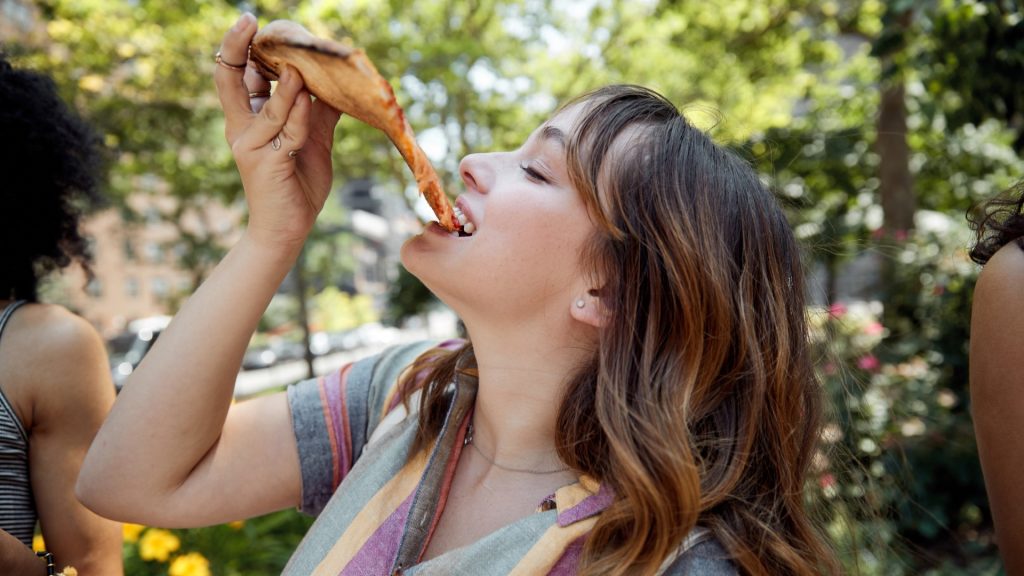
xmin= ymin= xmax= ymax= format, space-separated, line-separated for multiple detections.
xmin=248 ymin=90 xmax=272 ymax=99
xmin=271 ymin=135 xmax=282 ymax=151
xmin=288 ymin=149 xmax=301 ymax=159
xmin=215 ymin=51 xmax=246 ymax=72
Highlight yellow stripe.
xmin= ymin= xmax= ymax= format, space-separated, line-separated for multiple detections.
xmin=311 ymin=449 xmax=429 ymax=576
xmin=507 ymin=516 xmax=599 ymax=576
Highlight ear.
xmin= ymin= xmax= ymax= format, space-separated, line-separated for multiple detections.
xmin=570 ymin=289 xmax=610 ymax=328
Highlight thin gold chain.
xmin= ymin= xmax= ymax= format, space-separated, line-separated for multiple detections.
xmin=464 ymin=424 xmax=570 ymax=475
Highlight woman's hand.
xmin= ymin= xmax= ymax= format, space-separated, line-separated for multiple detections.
xmin=214 ymin=13 xmax=341 ymax=251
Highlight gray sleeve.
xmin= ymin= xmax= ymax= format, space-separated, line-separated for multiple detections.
xmin=286 ymin=376 xmax=334 ymax=516
xmin=661 ymin=538 xmax=739 ymax=576
xmin=285 ymin=341 xmax=440 ymax=517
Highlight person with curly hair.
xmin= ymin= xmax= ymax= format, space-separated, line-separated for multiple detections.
xmin=968 ymin=180 xmax=1024 ymax=575
xmin=0 ymin=54 xmax=123 ymax=574
xmin=80 ymin=15 xmax=838 ymax=575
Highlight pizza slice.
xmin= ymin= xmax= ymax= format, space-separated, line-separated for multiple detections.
xmin=249 ymin=20 xmax=462 ymax=233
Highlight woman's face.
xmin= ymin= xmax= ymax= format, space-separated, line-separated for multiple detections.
xmin=401 ymin=103 xmax=598 ymax=324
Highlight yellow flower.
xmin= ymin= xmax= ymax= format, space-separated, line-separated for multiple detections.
xmin=32 ymin=534 xmax=45 ymax=552
xmin=227 ymin=520 xmax=245 ymax=530
xmin=123 ymin=523 xmax=146 ymax=543
xmin=169 ymin=552 xmax=211 ymax=576
xmin=138 ymin=528 xmax=180 ymax=562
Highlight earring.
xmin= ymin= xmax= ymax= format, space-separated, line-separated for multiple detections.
xmin=575 ymin=299 xmax=586 ymax=309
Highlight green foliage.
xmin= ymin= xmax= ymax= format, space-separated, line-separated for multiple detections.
xmin=386 ymin=265 xmax=439 ymax=325
xmin=311 ymin=286 xmax=378 ymax=332
xmin=7 ymin=0 xmax=1022 ymax=573
xmin=122 ymin=511 xmax=313 ymax=576
xmin=812 ymin=221 xmax=997 ymax=574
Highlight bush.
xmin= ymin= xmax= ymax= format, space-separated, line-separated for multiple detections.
xmin=812 ymin=220 xmax=999 ymax=574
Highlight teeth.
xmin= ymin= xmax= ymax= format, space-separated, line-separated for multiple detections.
xmin=463 ymin=222 xmax=476 ymax=234
xmin=454 ymin=207 xmax=468 ymax=227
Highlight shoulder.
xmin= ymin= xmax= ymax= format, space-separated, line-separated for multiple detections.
xmin=971 ymin=241 xmax=1024 ymax=351
xmin=976 ymin=240 xmax=1024 ymax=292
xmin=2 ymin=304 xmax=112 ymax=427
xmin=12 ymin=304 xmax=109 ymax=378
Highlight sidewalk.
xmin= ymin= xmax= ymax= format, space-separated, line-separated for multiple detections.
xmin=232 ymin=329 xmax=431 ymax=399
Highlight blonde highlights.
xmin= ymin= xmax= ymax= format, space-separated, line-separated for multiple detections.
xmin=404 ymin=85 xmax=838 ymax=575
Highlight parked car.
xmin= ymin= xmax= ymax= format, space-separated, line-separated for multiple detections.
xmin=108 ymin=316 xmax=171 ymax=391
xmin=241 ymin=345 xmax=277 ymax=371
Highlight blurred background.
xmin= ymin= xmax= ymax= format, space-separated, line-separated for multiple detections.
xmin=2 ymin=0 xmax=1021 ymax=574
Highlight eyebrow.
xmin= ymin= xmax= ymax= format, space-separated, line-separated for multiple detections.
xmin=540 ymin=125 xmax=566 ymax=149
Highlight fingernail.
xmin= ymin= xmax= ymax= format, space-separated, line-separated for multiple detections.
xmin=232 ymin=12 xmax=253 ymax=31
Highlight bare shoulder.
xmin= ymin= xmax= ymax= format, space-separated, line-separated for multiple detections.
xmin=971 ymin=241 xmax=1024 ymax=398
xmin=3 ymin=304 xmax=112 ymax=426
xmin=975 ymin=241 xmax=1024 ymax=304
xmin=10 ymin=303 xmax=105 ymax=353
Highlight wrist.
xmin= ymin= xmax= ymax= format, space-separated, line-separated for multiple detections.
xmin=240 ymin=228 xmax=306 ymax=263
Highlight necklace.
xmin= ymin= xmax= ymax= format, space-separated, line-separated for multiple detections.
xmin=463 ymin=423 xmax=570 ymax=475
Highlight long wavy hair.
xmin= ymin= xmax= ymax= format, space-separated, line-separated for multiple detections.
xmin=403 ymin=85 xmax=838 ymax=575
xmin=968 ymin=180 xmax=1024 ymax=265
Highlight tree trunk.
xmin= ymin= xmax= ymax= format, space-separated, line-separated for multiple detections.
xmin=877 ymin=80 xmax=916 ymax=234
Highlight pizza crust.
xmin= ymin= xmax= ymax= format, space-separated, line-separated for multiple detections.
xmin=250 ymin=20 xmax=460 ymax=232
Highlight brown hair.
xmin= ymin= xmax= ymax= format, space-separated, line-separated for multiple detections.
xmin=403 ymin=85 xmax=838 ymax=575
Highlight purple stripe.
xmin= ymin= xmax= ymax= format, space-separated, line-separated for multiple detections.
xmin=547 ymin=535 xmax=586 ymax=575
xmin=557 ymin=483 xmax=614 ymax=527
xmin=339 ymin=490 xmax=416 ymax=575
xmin=322 ymin=370 xmax=352 ymax=481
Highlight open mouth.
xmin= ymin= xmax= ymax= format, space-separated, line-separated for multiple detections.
xmin=453 ymin=204 xmax=476 ymax=237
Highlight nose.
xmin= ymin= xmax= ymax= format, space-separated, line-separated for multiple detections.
xmin=458 ymin=153 xmax=493 ymax=195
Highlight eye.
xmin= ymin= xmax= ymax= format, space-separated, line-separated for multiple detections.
xmin=519 ymin=161 xmax=549 ymax=184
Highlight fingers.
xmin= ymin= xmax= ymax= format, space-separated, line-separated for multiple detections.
xmin=214 ymin=13 xmax=258 ymax=137
xmin=236 ymin=66 xmax=308 ymax=153
xmin=245 ymin=65 xmax=273 ymax=114
xmin=282 ymin=90 xmax=313 ymax=156
xmin=308 ymin=99 xmax=342 ymax=151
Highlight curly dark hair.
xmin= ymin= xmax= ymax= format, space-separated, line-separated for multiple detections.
xmin=0 ymin=53 xmax=105 ymax=302
xmin=969 ymin=180 xmax=1024 ymax=265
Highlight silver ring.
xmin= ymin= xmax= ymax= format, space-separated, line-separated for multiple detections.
xmin=288 ymin=149 xmax=300 ymax=159
xmin=271 ymin=135 xmax=282 ymax=151
xmin=248 ymin=90 xmax=271 ymax=99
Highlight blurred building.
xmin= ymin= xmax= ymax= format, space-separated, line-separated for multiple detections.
xmin=53 ymin=177 xmax=417 ymax=339
xmin=0 ymin=0 xmax=42 ymax=44
xmin=54 ymin=182 xmax=245 ymax=338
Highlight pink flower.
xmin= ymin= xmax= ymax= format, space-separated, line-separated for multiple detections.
xmin=863 ymin=322 xmax=884 ymax=336
xmin=819 ymin=473 xmax=837 ymax=489
xmin=857 ymin=354 xmax=880 ymax=372
xmin=828 ymin=302 xmax=847 ymax=318
xmin=822 ymin=362 xmax=837 ymax=376
xmin=894 ymin=229 xmax=909 ymax=242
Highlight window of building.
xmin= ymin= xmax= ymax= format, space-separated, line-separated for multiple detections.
xmin=152 ymin=277 xmax=168 ymax=297
xmin=86 ymin=278 xmax=103 ymax=298
xmin=125 ymin=277 xmax=140 ymax=298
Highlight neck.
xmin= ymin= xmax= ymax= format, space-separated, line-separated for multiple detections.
xmin=460 ymin=315 xmax=595 ymax=471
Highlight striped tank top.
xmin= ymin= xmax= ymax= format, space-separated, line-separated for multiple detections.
xmin=0 ymin=300 xmax=35 ymax=546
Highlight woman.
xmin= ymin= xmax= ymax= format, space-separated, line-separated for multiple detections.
xmin=0 ymin=55 xmax=123 ymax=573
xmin=968 ymin=181 xmax=1024 ymax=575
xmin=79 ymin=14 xmax=837 ymax=575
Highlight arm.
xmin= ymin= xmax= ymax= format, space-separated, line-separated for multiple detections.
xmin=77 ymin=14 xmax=341 ymax=527
xmin=0 ymin=529 xmax=44 ymax=575
xmin=970 ymin=242 xmax=1024 ymax=575
xmin=18 ymin=307 xmax=122 ymax=574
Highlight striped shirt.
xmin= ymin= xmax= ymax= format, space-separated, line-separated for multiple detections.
xmin=284 ymin=341 xmax=737 ymax=575
xmin=0 ymin=300 xmax=35 ymax=546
